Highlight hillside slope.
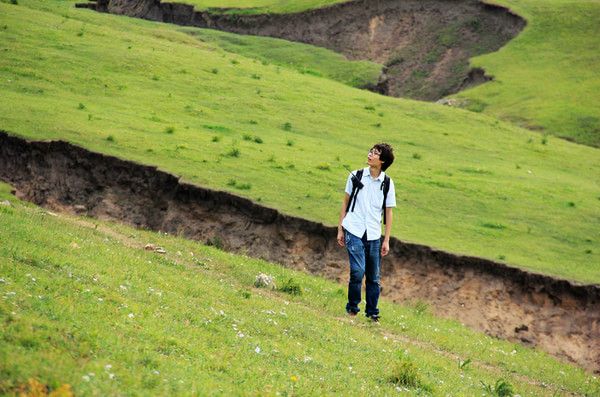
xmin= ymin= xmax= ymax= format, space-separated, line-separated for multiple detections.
xmin=0 ymin=0 xmax=599 ymax=284
xmin=1 ymin=183 xmax=598 ymax=395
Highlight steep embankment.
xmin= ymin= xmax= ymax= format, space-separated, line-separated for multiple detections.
xmin=1 ymin=131 xmax=598 ymax=372
xmin=82 ymin=0 xmax=525 ymax=100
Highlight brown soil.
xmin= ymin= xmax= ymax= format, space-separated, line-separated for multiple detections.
xmin=1 ymin=131 xmax=599 ymax=372
xmin=79 ymin=0 xmax=525 ymax=100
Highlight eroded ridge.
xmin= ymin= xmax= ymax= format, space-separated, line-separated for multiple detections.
xmin=1 ymin=131 xmax=598 ymax=372
xmin=78 ymin=0 xmax=525 ymax=100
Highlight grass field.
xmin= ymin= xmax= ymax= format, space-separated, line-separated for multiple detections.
xmin=181 ymin=27 xmax=382 ymax=89
xmin=167 ymin=0 xmax=600 ymax=147
xmin=456 ymin=0 xmax=600 ymax=147
xmin=0 ymin=0 xmax=599 ymax=284
xmin=1 ymin=182 xmax=599 ymax=395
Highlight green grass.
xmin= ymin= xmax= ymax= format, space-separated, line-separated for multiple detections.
xmin=454 ymin=0 xmax=600 ymax=147
xmin=1 ymin=183 xmax=599 ymax=395
xmin=0 ymin=1 xmax=599 ymax=284
xmin=171 ymin=0 xmax=600 ymax=147
xmin=167 ymin=0 xmax=349 ymax=14
xmin=181 ymin=27 xmax=382 ymax=88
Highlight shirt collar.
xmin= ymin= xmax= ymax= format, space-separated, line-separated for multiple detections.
xmin=364 ymin=167 xmax=385 ymax=181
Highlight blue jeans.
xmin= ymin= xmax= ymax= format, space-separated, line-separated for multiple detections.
xmin=344 ymin=230 xmax=381 ymax=317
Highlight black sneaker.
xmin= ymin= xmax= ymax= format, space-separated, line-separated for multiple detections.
xmin=367 ymin=314 xmax=381 ymax=322
xmin=347 ymin=310 xmax=358 ymax=317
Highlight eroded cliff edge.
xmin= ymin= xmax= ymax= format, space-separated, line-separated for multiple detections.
xmin=1 ymin=131 xmax=598 ymax=372
xmin=79 ymin=0 xmax=525 ymax=100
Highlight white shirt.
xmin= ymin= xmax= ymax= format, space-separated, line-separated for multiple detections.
xmin=342 ymin=167 xmax=396 ymax=241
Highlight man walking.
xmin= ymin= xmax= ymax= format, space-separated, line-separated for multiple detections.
xmin=337 ymin=143 xmax=395 ymax=321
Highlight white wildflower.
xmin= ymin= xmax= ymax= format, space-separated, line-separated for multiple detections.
xmin=98 ymin=298 xmax=103 ymax=302
xmin=82 ymin=375 xmax=90 ymax=382
xmin=255 ymin=346 xmax=261 ymax=354
xmin=108 ymin=373 xmax=115 ymax=380
xmin=128 ymin=313 xmax=135 ymax=318
xmin=105 ymin=364 xmax=112 ymax=370
xmin=119 ymin=285 xmax=127 ymax=291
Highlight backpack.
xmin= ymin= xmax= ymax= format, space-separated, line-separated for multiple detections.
xmin=345 ymin=169 xmax=391 ymax=224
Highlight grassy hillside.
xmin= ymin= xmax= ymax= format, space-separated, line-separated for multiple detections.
xmin=181 ymin=27 xmax=382 ymax=89
xmin=171 ymin=0 xmax=600 ymax=147
xmin=0 ymin=0 xmax=599 ymax=284
xmin=1 ymin=182 xmax=598 ymax=395
xmin=164 ymin=0 xmax=348 ymax=14
xmin=456 ymin=0 xmax=600 ymax=147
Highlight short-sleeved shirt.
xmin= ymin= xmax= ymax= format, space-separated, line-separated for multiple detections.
xmin=342 ymin=167 xmax=396 ymax=241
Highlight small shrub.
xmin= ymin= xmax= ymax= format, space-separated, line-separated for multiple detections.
xmin=236 ymin=183 xmax=251 ymax=190
xmin=567 ymin=201 xmax=576 ymax=208
xmin=206 ymin=236 xmax=223 ymax=249
xmin=279 ymin=278 xmax=302 ymax=296
xmin=480 ymin=379 xmax=514 ymax=397
xmin=211 ymin=68 xmax=218 ymax=74
xmin=151 ymin=75 xmax=160 ymax=81
xmin=77 ymin=103 xmax=86 ymax=110
xmin=88 ymin=114 xmax=93 ymax=121
xmin=211 ymin=135 xmax=220 ymax=142
xmin=481 ymin=222 xmax=506 ymax=230
xmin=240 ymin=290 xmax=251 ymax=299
xmin=282 ymin=122 xmax=292 ymax=131
xmin=388 ymin=355 xmax=432 ymax=392
xmin=230 ymin=59 xmax=239 ymax=65
xmin=412 ymin=153 xmax=422 ymax=160
xmin=498 ymin=255 xmax=506 ymax=260
xmin=378 ymin=112 xmax=384 ymax=117
xmin=164 ymin=127 xmax=175 ymax=134
xmin=316 ymin=163 xmax=331 ymax=171
xmin=76 ymin=30 xmax=84 ymax=37
xmin=364 ymin=105 xmax=375 ymax=111
xmin=106 ymin=135 xmax=115 ymax=142
xmin=248 ymin=120 xmax=258 ymax=125
xmin=458 ymin=358 xmax=472 ymax=369
xmin=267 ymin=154 xmax=276 ymax=162
xmin=286 ymin=139 xmax=294 ymax=147
xmin=251 ymin=73 xmax=261 ymax=80
xmin=225 ymin=147 xmax=240 ymax=157
xmin=253 ymin=136 xmax=263 ymax=144
xmin=242 ymin=133 xmax=252 ymax=141
xmin=373 ymin=122 xmax=382 ymax=128
xmin=466 ymin=99 xmax=488 ymax=113
xmin=541 ymin=136 xmax=548 ymax=145
xmin=413 ymin=300 xmax=428 ymax=316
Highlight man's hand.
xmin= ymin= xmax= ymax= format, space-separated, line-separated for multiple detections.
xmin=337 ymin=229 xmax=345 ymax=247
xmin=381 ymin=240 xmax=390 ymax=256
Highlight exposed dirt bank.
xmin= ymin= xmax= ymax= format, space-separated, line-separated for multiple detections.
xmin=1 ymin=131 xmax=598 ymax=372
xmin=78 ymin=0 xmax=525 ymax=100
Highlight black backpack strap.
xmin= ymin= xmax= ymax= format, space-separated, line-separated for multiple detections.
xmin=381 ymin=175 xmax=391 ymax=224
xmin=346 ymin=169 xmax=364 ymax=213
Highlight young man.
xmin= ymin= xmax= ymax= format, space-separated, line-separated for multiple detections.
xmin=337 ymin=143 xmax=396 ymax=321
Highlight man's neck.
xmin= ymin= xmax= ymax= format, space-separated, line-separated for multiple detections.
xmin=369 ymin=165 xmax=382 ymax=178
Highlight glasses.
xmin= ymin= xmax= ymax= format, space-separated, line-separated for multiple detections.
xmin=368 ymin=148 xmax=381 ymax=156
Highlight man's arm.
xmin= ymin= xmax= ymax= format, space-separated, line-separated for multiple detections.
xmin=337 ymin=193 xmax=350 ymax=247
xmin=381 ymin=207 xmax=393 ymax=256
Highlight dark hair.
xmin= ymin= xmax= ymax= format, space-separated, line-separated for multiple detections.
xmin=373 ymin=143 xmax=394 ymax=171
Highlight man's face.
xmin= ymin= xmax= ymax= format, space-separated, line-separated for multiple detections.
xmin=367 ymin=147 xmax=384 ymax=168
